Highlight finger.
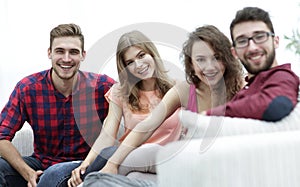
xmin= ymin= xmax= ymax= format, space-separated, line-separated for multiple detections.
xmin=67 ymin=179 xmax=72 ymax=187
xmin=73 ymin=170 xmax=83 ymax=184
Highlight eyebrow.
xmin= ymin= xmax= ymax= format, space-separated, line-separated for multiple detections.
xmin=235 ymin=30 xmax=268 ymax=39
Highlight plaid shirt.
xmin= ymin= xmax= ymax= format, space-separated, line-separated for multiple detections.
xmin=0 ymin=69 xmax=115 ymax=169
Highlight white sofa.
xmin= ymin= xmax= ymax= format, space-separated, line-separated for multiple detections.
xmin=12 ymin=123 xmax=34 ymax=156
xmin=156 ymin=87 xmax=300 ymax=187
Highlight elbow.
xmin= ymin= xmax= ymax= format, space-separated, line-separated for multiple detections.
xmin=262 ymin=96 xmax=294 ymax=122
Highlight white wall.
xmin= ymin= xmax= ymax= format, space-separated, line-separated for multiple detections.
xmin=1 ymin=0 xmax=299 ymax=110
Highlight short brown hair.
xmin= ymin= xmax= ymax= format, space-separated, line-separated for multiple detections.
xmin=49 ymin=23 xmax=84 ymax=51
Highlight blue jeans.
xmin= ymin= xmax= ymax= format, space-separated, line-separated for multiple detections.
xmin=81 ymin=146 xmax=117 ymax=179
xmin=38 ymin=146 xmax=117 ymax=186
xmin=83 ymin=173 xmax=157 ymax=187
xmin=37 ymin=160 xmax=82 ymax=187
xmin=53 ymin=146 xmax=117 ymax=186
xmin=0 ymin=155 xmax=81 ymax=187
xmin=0 ymin=146 xmax=117 ymax=187
xmin=0 ymin=156 xmax=43 ymax=187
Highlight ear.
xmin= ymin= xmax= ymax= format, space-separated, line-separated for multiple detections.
xmin=273 ymin=35 xmax=279 ymax=49
xmin=47 ymin=48 xmax=52 ymax=59
xmin=81 ymin=50 xmax=86 ymax=61
xmin=230 ymin=46 xmax=239 ymax=59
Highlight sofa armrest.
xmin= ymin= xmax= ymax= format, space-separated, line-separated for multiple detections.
xmin=180 ymin=100 xmax=300 ymax=140
xmin=12 ymin=123 xmax=34 ymax=156
xmin=157 ymin=130 xmax=300 ymax=187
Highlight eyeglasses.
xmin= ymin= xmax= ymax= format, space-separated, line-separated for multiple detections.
xmin=233 ymin=32 xmax=275 ymax=49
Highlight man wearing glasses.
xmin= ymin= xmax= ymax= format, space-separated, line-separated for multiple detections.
xmin=203 ymin=6 xmax=299 ymax=121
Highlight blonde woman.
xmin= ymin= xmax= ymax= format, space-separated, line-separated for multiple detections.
xmin=67 ymin=30 xmax=182 ymax=187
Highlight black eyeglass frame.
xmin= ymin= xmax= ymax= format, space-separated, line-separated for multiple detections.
xmin=233 ymin=32 xmax=275 ymax=49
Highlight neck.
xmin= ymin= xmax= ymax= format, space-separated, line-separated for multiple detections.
xmin=52 ymin=72 xmax=78 ymax=97
xmin=196 ymin=82 xmax=226 ymax=109
xmin=140 ymin=78 xmax=156 ymax=91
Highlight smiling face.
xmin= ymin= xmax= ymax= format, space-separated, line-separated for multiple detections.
xmin=48 ymin=36 xmax=85 ymax=82
xmin=232 ymin=21 xmax=279 ymax=76
xmin=123 ymin=46 xmax=156 ymax=80
xmin=191 ymin=40 xmax=225 ymax=88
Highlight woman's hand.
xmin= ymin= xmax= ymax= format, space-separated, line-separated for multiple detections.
xmin=67 ymin=162 xmax=89 ymax=187
xmin=99 ymin=160 xmax=118 ymax=174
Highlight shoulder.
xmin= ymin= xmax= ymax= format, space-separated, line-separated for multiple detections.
xmin=81 ymin=71 xmax=115 ymax=83
xmin=165 ymin=80 xmax=190 ymax=104
xmin=105 ymin=83 xmax=124 ymax=105
xmin=174 ymin=80 xmax=191 ymax=92
xmin=261 ymin=64 xmax=299 ymax=84
xmin=17 ymin=69 xmax=49 ymax=90
xmin=79 ymin=71 xmax=116 ymax=89
xmin=110 ymin=83 xmax=122 ymax=94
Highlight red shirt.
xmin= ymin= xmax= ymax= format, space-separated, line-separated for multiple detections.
xmin=207 ymin=64 xmax=299 ymax=121
xmin=0 ymin=69 xmax=115 ymax=169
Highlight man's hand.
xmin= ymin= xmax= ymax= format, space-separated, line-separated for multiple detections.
xmin=27 ymin=170 xmax=43 ymax=187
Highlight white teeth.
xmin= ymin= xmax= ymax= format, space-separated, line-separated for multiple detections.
xmin=204 ymin=73 xmax=217 ymax=77
xmin=250 ymin=55 xmax=261 ymax=60
xmin=60 ymin=65 xmax=72 ymax=69
xmin=138 ymin=66 xmax=148 ymax=74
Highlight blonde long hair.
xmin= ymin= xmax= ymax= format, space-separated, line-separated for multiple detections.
xmin=116 ymin=30 xmax=174 ymax=111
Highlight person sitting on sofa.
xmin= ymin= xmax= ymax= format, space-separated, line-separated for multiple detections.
xmin=0 ymin=23 xmax=115 ymax=187
xmin=201 ymin=6 xmax=300 ymax=120
xmin=67 ymin=30 xmax=183 ymax=187
xmin=81 ymin=24 xmax=245 ymax=186
xmin=81 ymin=6 xmax=299 ymax=187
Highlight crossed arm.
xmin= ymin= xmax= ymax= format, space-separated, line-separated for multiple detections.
xmin=100 ymin=85 xmax=184 ymax=174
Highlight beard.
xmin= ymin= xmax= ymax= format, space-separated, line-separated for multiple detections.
xmin=53 ymin=66 xmax=77 ymax=80
xmin=241 ymin=48 xmax=275 ymax=75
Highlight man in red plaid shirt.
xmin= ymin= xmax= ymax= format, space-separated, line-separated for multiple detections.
xmin=0 ymin=23 xmax=115 ymax=187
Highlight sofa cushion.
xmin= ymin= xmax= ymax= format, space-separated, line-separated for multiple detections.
xmin=156 ymin=130 xmax=300 ymax=187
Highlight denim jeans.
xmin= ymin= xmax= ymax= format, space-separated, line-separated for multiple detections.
xmin=36 ymin=160 xmax=82 ymax=187
xmin=0 ymin=156 xmax=43 ymax=187
xmin=49 ymin=146 xmax=117 ymax=186
xmin=81 ymin=146 xmax=117 ymax=179
xmin=0 ymin=155 xmax=82 ymax=187
xmin=83 ymin=173 xmax=157 ymax=187
xmin=0 ymin=146 xmax=117 ymax=187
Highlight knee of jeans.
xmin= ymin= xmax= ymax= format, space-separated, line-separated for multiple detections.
xmin=38 ymin=162 xmax=80 ymax=186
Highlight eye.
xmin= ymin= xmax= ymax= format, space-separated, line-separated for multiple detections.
xmin=253 ymin=33 xmax=267 ymax=41
xmin=196 ymin=57 xmax=206 ymax=63
xmin=125 ymin=60 xmax=134 ymax=66
xmin=138 ymin=52 xmax=146 ymax=59
xmin=235 ymin=38 xmax=248 ymax=45
xmin=54 ymin=49 xmax=64 ymax=54
xmin=69 ymin=49 xmax=80 ymax=55
xmin=213 ymin=55 xmax=220 ymax=61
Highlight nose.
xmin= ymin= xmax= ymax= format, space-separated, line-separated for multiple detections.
xmin=62 ymin=52 xmax=72 ymax=62
xmin=203 ymin=58 xmax=219 ymax=71
xmin=247 ymin=39 xmax=259 ymax=50
xmin=134 ymin=59 xmax=143 ymax=67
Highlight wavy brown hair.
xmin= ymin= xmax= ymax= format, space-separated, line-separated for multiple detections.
xmin=182 ymin=25 xmax=244 ymax=101
xmin=116 ymin=30 xmax=174 ymax=111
